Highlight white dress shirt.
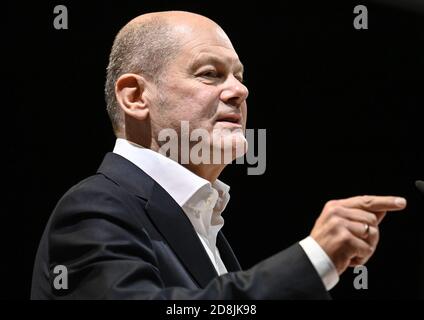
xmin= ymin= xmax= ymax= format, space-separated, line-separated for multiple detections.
xmin=113 ymin=138 xmax=338 ymax=290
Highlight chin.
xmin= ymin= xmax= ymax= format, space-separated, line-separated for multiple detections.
xmin=211 ymin=130 xmax=247 ymax=164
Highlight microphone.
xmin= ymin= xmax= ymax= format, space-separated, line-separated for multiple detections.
xmin=416 ymin=180 xmax=424 ymax=194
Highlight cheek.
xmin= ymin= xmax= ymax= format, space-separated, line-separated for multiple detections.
xmin=241 ymin=103 xmax=248 ymax=127
xmin=179 ymin=86 xmax=220 ymax=121
xmin=157 ymin=79 xmax=220 ymax=128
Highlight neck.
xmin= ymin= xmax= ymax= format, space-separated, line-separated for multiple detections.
xmin=121 ymin=127 xmax=227 ymax=183
xmin=120 ymin=136 xmax=226 ymax=183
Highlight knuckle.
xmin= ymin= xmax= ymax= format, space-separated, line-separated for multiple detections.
xmin=329 ymin=215 xmax=343 ymax=230
xmin=339 ymin=229 xmax=352 ymax=245
xmin=375 ymin=229 xmax=380 ymax=240
xmin=362 ymin=195 xmax=374 ymax=207
xmin=327 ymin=205 xmax=342 ymax=217
xmin=368 ymin=215 xmax=378 ymax=226
xmin=325 ymin=200 xmax=338 ymax=209
xmin=360 ymin=244 xmax=373 ymax=256
xmin=370 ymin=228 xmax=380 ymax=243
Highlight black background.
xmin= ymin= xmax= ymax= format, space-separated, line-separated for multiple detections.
xmin=4 ymin=0 xmax=424 ymax=299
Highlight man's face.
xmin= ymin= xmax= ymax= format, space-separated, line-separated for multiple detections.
xmin=148 ymin=21 xmax=249 ymax=164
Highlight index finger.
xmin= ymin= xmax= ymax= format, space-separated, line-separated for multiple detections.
xmin=338 ymin=195 xmax=407 ymax=212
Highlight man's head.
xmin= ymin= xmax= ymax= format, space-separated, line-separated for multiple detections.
xmin=105 ymin=13 xmax=180 ymax=132
xmin=105 ymin=11 xmax=249 ymax=181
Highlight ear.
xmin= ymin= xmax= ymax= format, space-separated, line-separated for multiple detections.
xmin=115 ymin=73 xmax=149 ymax=121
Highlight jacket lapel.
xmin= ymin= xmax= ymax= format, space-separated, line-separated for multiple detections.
xmin=217 ymin=232 xmax=242 ymax=272
xmin=97 ymin=153 xmax=219 ymax=288
xmin=145 ymin=182 xmax=219 ymax=288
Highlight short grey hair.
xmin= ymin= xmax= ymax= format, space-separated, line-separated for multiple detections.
xmin=105 ymin=17 xmax=180 ymax=133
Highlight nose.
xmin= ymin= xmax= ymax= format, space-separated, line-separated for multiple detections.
xmin=220 ymin=75 xmax=249 ymax=108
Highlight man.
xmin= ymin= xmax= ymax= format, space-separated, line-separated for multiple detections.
xmin=31 ymin=11 xmax=407 ymax=299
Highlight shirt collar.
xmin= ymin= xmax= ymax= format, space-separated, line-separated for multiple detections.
xmin=112 ymin=138 xmax=230 ymax=210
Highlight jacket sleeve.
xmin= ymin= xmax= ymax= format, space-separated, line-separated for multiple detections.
xmin=35 ymin=181 xmax=330 ymax=300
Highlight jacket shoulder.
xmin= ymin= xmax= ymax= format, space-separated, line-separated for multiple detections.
xmin=49 ymin=173 xmax=148 ymax=231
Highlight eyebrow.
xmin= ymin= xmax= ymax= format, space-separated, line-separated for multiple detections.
xmin=191 ymin=53 xmax=244 ymax=74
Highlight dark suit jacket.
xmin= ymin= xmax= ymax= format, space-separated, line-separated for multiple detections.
xmin=31 ymin=152 xmax=330 ymax=299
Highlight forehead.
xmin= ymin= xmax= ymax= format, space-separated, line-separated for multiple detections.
xmin=190 ymin=51 xmax=244 ymax=74
xmin=172 ymin=23 xmax=242 ymax=68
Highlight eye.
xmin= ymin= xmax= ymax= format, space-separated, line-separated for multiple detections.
xmin=200 ymin=70 xmax=219 ymax=78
